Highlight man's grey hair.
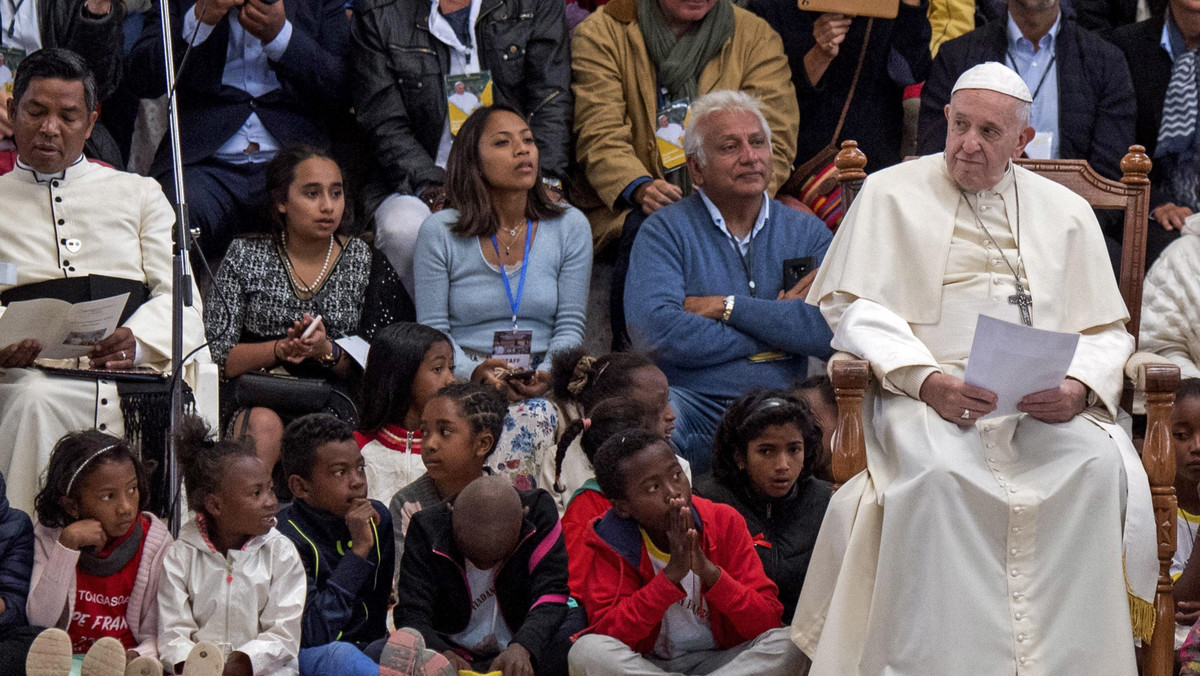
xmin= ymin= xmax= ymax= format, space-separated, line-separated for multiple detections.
xmin=1014 ymin=98 xmax=1031 ymax=129
xmin=682 ymin=90 xmax=771 ymax=167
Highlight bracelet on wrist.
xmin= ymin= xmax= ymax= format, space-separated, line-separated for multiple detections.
xmin=319 ymin=341 xmax=341 ymax=367
xmin=273 ymin=339 xmax=284 ymax=364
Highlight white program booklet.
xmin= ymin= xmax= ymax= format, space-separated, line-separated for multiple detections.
xmin=963 ymin=314 xmax=1080 ymax=419
xmin=335 ymin=335 xmax=371 ymax=368
xmin=0 ymin=293 xmax=129 ymax=359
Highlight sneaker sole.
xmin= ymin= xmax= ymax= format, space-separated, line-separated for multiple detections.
xmin=125 ymin=654 xmax=163 ymax=676
xmin=25 ymin=628 xmax=73 ymax=676
xmin=81 ymin=637 xmax=127 ymax=676
xmin=181 ymin=642 xmax=224 ymax=676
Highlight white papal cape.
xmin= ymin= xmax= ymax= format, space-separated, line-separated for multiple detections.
xmin=0 ymin=159 xmax=213 ymax=512
xmin=793 ymin=154 xmax=1156 ymax=676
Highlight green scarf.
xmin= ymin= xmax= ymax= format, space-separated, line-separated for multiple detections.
xmin=637 ymin=0 xmax=734 ymax=191
xmin=637 ymin=0 xmax=734 ymax=101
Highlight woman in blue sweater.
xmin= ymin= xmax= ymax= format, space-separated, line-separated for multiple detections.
xmin=413 ymin=105 xmax=592 ymax=393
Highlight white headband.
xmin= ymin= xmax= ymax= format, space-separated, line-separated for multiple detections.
xmin=64 ymin=443 xmax=121 ymax=496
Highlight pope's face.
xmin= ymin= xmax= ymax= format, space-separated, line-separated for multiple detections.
xmin=943 ymin=88 xmax=1034 ymax=193
xmin=688 ymin=109 xmax=771 ymax=203
xmin=8 ymin=77 xmax=96 ymax=175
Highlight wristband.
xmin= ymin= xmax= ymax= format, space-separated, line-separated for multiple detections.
xmin=273 ymin=339 xmax=284 ymax=364
xmin=721 ymin=295 xmax=735 ymax=323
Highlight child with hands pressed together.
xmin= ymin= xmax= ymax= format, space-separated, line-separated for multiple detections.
xmin=157 ymin=417 xmax=304 ymax=676
xmin=25 ymin=431 xmax=170 ymax=676
xmin=277 ymin=413 xmax=404 ymax=676
xmin=567 ymin=431 xmax=808 ymax=675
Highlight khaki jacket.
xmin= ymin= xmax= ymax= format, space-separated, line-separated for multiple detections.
xmin=571 ymin=0 xmax=798 ymax=246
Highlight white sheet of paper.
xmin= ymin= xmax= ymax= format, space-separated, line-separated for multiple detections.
xmin=0 ymin=293 xmax=129 ymax=359
xmin=335 ymin=335 xmax=371 ymax=368
xmin=963 ymin=314 xmax=1080 ymax=418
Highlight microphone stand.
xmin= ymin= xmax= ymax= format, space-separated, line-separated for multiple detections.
xmin=157 ymin=0 xmax=193 ymax=537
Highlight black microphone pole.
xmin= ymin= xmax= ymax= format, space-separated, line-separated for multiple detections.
xmin=157 ymin=0 xmax=193 ymax=538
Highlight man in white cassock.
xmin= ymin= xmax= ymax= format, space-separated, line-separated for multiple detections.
xmin=791 ymin=61 xmax=1158 ymax=675
xmin=0 ymin=49 xmax=210 ymax=512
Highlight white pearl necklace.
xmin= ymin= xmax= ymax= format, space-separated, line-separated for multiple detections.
xmin=283 ymin=234 xmax=335 ymax=296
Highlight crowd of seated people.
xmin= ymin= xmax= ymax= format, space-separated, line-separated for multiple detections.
xmin=5 ymin=0 xmax=1200 ymax=673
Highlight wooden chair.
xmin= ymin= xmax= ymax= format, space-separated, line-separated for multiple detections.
xmin=827 ymin=140 xmax=1182 ymax=675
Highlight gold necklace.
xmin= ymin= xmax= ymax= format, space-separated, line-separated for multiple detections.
xmin=496 ymin=222 xmax=527 ymax=256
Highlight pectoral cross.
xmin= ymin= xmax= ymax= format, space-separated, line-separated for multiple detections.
xmin=1009 ymin=281 xmax=1033 ymax=327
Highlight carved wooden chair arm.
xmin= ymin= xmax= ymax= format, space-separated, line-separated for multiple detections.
xmin=830 ymin=356 xmax=872 ymax=489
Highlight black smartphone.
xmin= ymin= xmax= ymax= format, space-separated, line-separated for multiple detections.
xmin=503 ymin=369 xmax=538 ymax=384
xmin=783 ymin=256 xmax=817 ymax=290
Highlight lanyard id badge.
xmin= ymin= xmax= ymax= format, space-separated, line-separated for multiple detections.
xmin=491 ymin=220 xmax=533 ymax=370
xmin=492 ymin=329 xmax=533 ymax=370
xmin=656 ymin=99 xmax=690 ymax=171
xmin=446 ymin=71 xmax=493 ymax=136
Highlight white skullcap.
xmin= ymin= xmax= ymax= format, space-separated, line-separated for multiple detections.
xmin=951 ymin=62 xmax=1033 ymax=103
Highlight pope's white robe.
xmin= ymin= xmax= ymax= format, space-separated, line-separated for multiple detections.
xmin=0 ymin=160 xmax=212 ymax=513
xmin=792 ymin=155 xmax=1156 ymax=676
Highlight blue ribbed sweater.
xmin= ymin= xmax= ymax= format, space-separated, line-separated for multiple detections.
xmin=625 ymin=194 xmax=835 ymax=399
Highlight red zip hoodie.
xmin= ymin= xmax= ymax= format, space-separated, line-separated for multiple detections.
xmin=571 ymin=496 xmax=783 ymax=654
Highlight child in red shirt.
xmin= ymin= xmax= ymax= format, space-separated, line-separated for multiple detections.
xmin=26 ymin=430 xmax=170 ymax=675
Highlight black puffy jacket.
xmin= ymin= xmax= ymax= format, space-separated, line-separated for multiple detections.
xmin=350 ymin=0 xmax=572 ymax=213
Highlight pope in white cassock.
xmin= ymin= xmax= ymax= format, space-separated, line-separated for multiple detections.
xmin=791 ymin=62 xmax=1158 ymax=675
xmin=0 ymin=49 xmax=209 ymax=512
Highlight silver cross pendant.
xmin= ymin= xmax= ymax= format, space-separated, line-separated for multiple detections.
xmin=1009 ymin=281 xmax=1033 ymax=327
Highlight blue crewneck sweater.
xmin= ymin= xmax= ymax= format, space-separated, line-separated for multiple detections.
xmin=625 ymin=193 xmax=834 ymax=399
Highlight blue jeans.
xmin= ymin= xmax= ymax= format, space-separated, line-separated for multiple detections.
xmin=668 ymin=386 xmax=731 ymax=477
xmin=299 ymin=642 xmax=379 ymax=676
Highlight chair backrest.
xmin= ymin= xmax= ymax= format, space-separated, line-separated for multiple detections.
xmin=835 ymin=142 xmax=1153 ymax=339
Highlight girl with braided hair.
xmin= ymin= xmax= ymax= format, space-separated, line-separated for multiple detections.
xmin=543 ymin=348 xmax=680 ymax=514
xmin=387 ymin=383 xmax=510 ymax=560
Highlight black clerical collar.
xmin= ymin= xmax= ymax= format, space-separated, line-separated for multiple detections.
xmin=15 ymin=154 xmax=85 ymax=183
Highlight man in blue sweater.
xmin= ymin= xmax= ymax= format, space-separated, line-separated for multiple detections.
xmin=625 ymin=90 xmax=835 ymax=475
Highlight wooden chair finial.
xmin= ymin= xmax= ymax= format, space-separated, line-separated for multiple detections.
xmin=835 ymin=140 xmax=868 ymax=182
xmin=1121 ymin=145 xmax=1152 ymax=186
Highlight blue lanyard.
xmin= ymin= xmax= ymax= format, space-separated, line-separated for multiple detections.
xmin=490 ymin=219 xmax=532 ymax=329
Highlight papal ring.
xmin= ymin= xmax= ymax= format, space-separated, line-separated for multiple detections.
xmin=961 ymin=409 xmax=971 ymax=419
